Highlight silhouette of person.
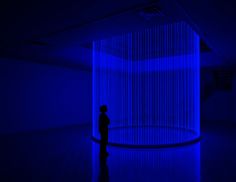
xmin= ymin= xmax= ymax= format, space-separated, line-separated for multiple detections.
xmin=99 ymin=105 xmax=110 ymax=158
xmin=98 ymin=157 xmax=109 ymax=182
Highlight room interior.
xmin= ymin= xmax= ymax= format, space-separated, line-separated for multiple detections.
xmin=1 ymin=0 xmax=236 ymax=181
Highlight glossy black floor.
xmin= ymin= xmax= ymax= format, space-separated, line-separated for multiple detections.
xmin=0 ymin=124 xmax=236 ymax=182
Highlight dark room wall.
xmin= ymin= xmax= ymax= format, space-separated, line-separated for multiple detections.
xmin=232 ymin=75 xmax=236 ymax=123
xmin=200 ymin=67 xmax=235 ymax=126
xmin=0 ymin=58 xmax=92 ymax=134
xmin=201 ymin=91 xmax=234 ymax=124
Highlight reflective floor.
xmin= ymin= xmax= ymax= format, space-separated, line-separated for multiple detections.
xmin=0 ymin=125 xmax=236 ymax=181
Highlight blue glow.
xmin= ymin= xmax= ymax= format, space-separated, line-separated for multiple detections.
xmin=92 ymin=142 xmax=200 ymax=182
xmin=93 ymin=22 xmax=200 ymax=146
xmin=0 ymin=58 xmax=92 ymax=133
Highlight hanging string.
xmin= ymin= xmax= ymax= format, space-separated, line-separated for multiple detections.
xmin=93 ymin=22 xmax=200 ymax=146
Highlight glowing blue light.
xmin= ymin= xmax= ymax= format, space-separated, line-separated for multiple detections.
xmin=92 ymin=142 xmax=200 ymax=182
xmin=93 ymin=22 xmax=200 ymax=146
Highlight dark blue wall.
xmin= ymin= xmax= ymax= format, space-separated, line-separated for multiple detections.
xmin=233 ymin=77 xmax=236 ymax=123
xmin=200 ymin=65 xmax=236 ymax=126
xmin=0 ymin=58 xmax=92 ymax=134
xmin=201 ymin=91 xmax=234 ymax=124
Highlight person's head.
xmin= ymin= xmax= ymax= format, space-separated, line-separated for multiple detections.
xmin=100 ymin=105 xmax=108 ymax=113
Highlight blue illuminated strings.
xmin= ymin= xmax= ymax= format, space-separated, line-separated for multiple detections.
xmin=93 ymin=22 xmax=200 ymax=146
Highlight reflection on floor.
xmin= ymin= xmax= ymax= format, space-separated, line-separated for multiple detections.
xmin=0 ymin=125 xmax=236 ymax=181
xmin=93 ymin=143 xmax=200 ymax=182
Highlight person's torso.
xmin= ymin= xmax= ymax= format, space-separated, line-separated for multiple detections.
xmin=99 ymin=114 xmax=109 ymax=131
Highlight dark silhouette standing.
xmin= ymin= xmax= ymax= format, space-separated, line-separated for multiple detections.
xmin=99 ymin=105 xmax=110 ymax=158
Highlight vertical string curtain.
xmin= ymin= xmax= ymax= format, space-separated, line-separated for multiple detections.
xmin=93 ymin=21 xmax=200 ymax=146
